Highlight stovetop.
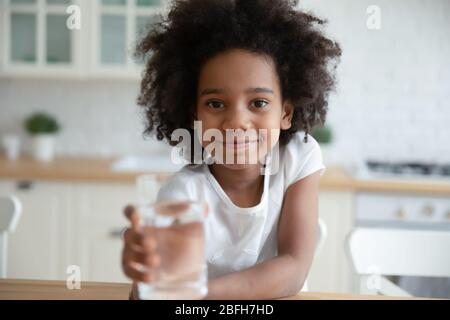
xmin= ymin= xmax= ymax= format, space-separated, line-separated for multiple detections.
xmin=355 ymin=161 xmax=450 ymax=181
xmin=366 ymin=161 xmax=450 ymax=176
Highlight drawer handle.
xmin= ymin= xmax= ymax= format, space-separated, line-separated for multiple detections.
xmin=109 ymin=227 xmax=127 ymax=239
xmin=17 ymin=180 xmax=34 ymax=190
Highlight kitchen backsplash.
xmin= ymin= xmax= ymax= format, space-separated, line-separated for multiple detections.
xmin=0 ymin=0 xmax=449 ymax=165
xmin=0 ymin=79 xmax=168 ymax=158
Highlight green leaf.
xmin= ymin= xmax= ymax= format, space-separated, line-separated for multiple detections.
xmin=24 ymin=112 xmax=61 ymax=135
xmin=311 ymin=124 xmax=333 ymax=145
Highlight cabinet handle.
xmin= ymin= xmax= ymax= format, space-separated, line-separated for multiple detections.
xmin=109 ymin=227 xmax=127 ymax=239
xmin=395 ymin=207 xmax=407 ymax=220
xmin=17 ymin=180 xmax=34 ymax=191
xmin=421 ymin=204 xmax=435 ymax=217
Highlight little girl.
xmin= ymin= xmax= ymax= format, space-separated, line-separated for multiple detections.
xmin=122 ymin=0 xmax=341 ymax=299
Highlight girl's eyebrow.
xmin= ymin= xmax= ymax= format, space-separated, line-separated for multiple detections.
xmin=200 ymin=87 xmax=274 ymax=96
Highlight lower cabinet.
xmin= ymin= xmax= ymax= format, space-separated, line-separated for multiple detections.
xmin=69 ymin=183 xmax=139 ymax=283
xmin=1 ymin=179 xmax=160 ymax=284
xmin=0 ymin=180 xmax=71 ymax=280
xmin=308 ymin=191 xmax=356 ymax=293
xmin=1 ymin=179 xmax=356 ymax=291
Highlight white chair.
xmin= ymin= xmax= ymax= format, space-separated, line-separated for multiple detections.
xmin=345 ymin=227 xmax=450 ymax=297
xmin=315 ymin=217 xmax=327 ymax=258
xmin=0 ymin=195 xmax=22 ymax=278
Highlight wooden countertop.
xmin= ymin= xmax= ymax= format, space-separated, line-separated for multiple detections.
xmin=0 ymin=154 xmax=172 ymax=184
xmin=0 ymin=279 xmax=427 ymax=300
xmin=319 ymin=164 xmax=450 ymax=195
xmin=1 ymin=154 xmax=450 ymax=195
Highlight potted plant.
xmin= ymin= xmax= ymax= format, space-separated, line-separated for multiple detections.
xmin=311 ymin=124 xmax=334 ymax=165
xmin=24 ymin=112 xmax=61 ymax=162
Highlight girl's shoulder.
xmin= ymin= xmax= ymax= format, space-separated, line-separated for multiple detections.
xmin=164 ymin=164 xmax=206 ymax=183
xmin=157 ymin=164 xmax=207 ymax=202
xmin=282 ymin=131 xmax=320 ymax=158
xmin=277 ymin=131 xmax=326 ymax=187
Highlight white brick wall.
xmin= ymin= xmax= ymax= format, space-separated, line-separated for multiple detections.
xmin=0 ymin=0 xmax=449 ymax=164
xmin=300 ymin=0 xmax=450 ymax=164
xmin=0 ymin=79 xmax=169 ymax=157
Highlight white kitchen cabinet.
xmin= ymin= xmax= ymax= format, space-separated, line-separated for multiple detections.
xmin=0 ymin=177 xmax=161 ymax=283
xmin=0 ymin=0 xmax=166 ymax=78
xmin=69 ymin=182 xmax=139 ymax=283
xmin=0 ymin=0 xmax=83 ymax=77
xmin=0 ymin=179 xmax=71 ymax=280
xmin=307 ymin=191 xmax=357 ymax=293
xmin=92 ymin=0 xmax=164 ymax=77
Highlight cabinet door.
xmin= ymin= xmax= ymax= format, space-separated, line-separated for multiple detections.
xmin=9 ymin=10 xmax=37 ymax=63
xmin=69 ymin=181 xmax=160 ymax=283
xmin=0 ymin=179 xmax=70 ymax=280
xmin=7 ymin=0 xmax=74 ymax=66
xmin=95 ymin=0 xmax=164 ymax=73
xmin=46 ymin=11 xmax=72 ymax=64
xmin=307 ymin=191 xmax=356 ymax=293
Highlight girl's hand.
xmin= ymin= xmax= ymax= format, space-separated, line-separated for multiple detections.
xmin=121 ymin=205 xmax=161 ymax=289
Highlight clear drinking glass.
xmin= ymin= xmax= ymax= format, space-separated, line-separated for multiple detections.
xmin=137 ymin=200 xmax=208 ymax=300
xmin=135 ymin=176 xmax=208 ymax=300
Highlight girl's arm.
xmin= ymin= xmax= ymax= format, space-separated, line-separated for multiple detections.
xmin=205 ymin=170 xmax=321 ymax=300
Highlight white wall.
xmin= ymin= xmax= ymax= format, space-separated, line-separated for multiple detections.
xmin=0 ymin=0 xmax=449 ymax=164
xmin=0 ymin=78 xmax=168 ymax=157
xmin=300 ymin=0 xmax=450 ymax=164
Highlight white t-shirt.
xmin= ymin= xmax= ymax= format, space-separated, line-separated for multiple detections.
xmin=156 ymin=131 xmax=326 ymax=292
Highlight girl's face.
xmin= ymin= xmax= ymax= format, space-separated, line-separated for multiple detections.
xmin=196 ymin=48 xmax=293 ymax=169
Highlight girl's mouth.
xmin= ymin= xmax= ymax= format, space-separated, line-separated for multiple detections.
xmin=218 ymin=139 xmax=260 ymax=150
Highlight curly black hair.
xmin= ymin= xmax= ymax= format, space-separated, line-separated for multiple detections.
xmin=136 ymin=0 xmax=341 ymax=146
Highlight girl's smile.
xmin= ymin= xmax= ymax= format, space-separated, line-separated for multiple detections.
xmin=221 ymin=139 xmax=258 ymax=149
xmin=216 ymin=133 xmax=260 ymax=151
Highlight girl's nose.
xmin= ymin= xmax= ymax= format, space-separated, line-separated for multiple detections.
xmin=221 ymin=106 xmax=252 ymax=131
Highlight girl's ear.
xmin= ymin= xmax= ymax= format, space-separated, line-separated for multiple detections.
xmin=281 ymin=101 xmax=294 ymax=130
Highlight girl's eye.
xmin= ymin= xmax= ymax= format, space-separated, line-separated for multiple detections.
xmin=206 ymin=100 xmax=224 ymax=109
xmin=252 ymin=100 xmax=269 ymax=109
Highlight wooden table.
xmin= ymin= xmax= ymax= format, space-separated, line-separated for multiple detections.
xmin=0 ymin=279 xmax=427 ymax=300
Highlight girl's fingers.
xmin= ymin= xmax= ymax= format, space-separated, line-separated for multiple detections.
xmin=122 ymin=204 xmax=161 ymax=283
xmin=124 ymin=205 xmax=140 ymax=229
xmin=123 ymin=245 xmax=148 ymax=264
xmin=123 ymin=228 xmax=157 ymax=251
xmin=124 ymin=243 xmax=160 ymax=267
xmin=123 ymin=262 xmax=154 ymax=282
xmin=123 ymin=228 xmax=143 ymax=246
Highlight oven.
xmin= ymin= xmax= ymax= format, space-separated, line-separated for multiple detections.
xmin=353 ymin=160 xmax=450 ymax=298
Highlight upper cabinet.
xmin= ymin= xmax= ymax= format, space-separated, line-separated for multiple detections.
xmin=93 ymin=0 xmax=163 ymax=76
xmin=0 ymin=0 xmax=166 ymax=78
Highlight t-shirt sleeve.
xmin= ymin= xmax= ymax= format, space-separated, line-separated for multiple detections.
xmin=156 ymin=170 xmax=198 ymax=202
xmin=283 ymin=132 xmax=326 ymax=187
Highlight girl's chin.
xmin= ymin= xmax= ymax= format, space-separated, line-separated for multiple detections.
xmin=219 ymin=163 xmax=261 ymax=170
xmin=211 ymin=153 xmax=268 ymax=168
xmin=202 ymin=139 xmax=275 ymax=166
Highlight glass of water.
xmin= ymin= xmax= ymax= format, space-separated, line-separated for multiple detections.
xmin=136 ymin=199 xmax=208 ymax=300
